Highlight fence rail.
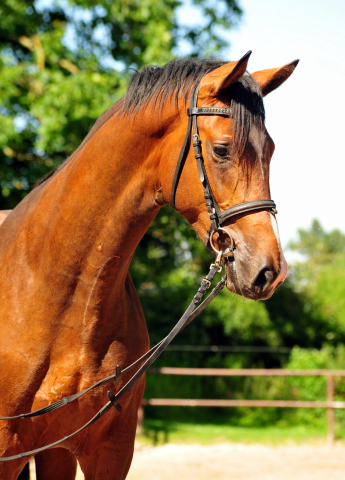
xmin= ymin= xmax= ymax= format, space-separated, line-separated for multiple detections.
xmin=141 ymin=368 xmax=345 ymax=444
xmin=148 ymin=367 xmax=345 ymax=376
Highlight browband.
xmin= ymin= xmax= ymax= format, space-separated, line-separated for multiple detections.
xmin=187 ymin=107 xmax=231 ymax=116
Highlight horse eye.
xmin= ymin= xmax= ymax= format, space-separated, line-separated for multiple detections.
xmin=213 ymin=146 xmax=229 ymax=158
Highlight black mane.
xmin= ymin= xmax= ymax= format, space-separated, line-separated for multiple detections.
xmin=123 ymin=57 xmax=265 ymax=158
xmin=123 ymin=58 xmax=227 ymax=113
xmin=35 ymin=58 xmax=265 ymax=188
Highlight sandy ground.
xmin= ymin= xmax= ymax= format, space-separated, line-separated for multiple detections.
xmin=74 ymin=442 xmax=345 ymax=480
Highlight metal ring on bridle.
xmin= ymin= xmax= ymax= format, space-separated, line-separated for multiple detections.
xmin=209 ymin=227 xmax=234 ymax=256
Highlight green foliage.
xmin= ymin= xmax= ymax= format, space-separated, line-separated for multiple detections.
xmin=0 ymin=0 xmax=242 ymax=208
xmin=289 ymin=219 xmax=345 ymax=261
xmin=142 ymin=219 xmax=345 ymax=429
xmin=288 ymin=221 xmax=345 ymax=342
xmin=312 ymin=254 xmax=345 ymax=338
xmin=273 ymin=346 xmax=345 ymax=432
xmin=144 ymin=345 xmax=345 ymax=430
xmin=2 ymin=1 xmax=345 ymax=433
xmin=229 ymin=224 xmax=345 ymax=429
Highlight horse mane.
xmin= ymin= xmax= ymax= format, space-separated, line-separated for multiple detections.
xmin=35 ymin=58 xmax=265 ymax=188
xmin=123 ymin=58 xmax=227 ymax=113
xmin=123 ymin=58 xmax=265 ymax=159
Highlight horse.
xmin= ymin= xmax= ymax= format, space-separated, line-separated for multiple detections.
xmin=0 ymin=53 xmax=298 ymax=479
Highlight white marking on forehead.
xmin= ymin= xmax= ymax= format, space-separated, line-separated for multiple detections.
xmin=270 ymin=213 xmax=283 ymax=269
xmin=222 ymin=134 xmax=231 ymax=138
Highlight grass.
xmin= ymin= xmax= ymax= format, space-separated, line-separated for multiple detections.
xmin=137 ymin=419 xmax=345 ymax=447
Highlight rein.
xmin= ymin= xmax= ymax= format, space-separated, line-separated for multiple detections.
xmin=0 ymin=264 xmax=226 ymax=461
xmin=0 ymin=73 xmax=278 ymax=462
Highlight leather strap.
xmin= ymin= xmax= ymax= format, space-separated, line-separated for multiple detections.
xmin=170 ymin=87 xmax=196 ymax=207
xmin=0 ymin=269 xmax=226 ymax=462
xmin=218 ymin=199 xmax=277 ymax=224
xmin=187 ymin=107 xmax=231 ymax=116
xmin=171 ymin=78 xmax=278 ymax=248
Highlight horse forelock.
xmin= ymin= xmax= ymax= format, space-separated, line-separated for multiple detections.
xmin=227 ymin=74 xmax=266 ymax=161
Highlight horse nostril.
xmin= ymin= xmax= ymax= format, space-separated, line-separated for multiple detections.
xmin=254 ymin=268 xmax=274 ymax=289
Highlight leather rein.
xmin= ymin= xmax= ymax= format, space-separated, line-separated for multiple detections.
xmin=0 ymin=74 xmax=277 ymax=462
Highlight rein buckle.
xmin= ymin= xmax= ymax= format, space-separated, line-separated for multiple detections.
xmin=210 ymin=227 xmax=234 ymax=268
xmin=211 ymin=251 xmax=223 ymax=271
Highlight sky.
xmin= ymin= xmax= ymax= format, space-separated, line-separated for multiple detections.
xmin=179 ymin=0 xmax=345 ymax=256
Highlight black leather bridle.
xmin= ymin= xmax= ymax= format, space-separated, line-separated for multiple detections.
xmin=170 ymin=77 xmax=277 ymax=255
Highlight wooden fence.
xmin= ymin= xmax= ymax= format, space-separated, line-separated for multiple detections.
xmin=141 ymin=368 xmax=345 ymax=444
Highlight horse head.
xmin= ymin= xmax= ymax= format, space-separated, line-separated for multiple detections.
xmin=158 ymin=53 xmax=298 ymax=300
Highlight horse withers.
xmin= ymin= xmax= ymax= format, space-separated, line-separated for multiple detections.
xmin=0 ymin=53 xmax=298 ymax=479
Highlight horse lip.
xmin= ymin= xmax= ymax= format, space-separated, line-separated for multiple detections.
xmin=223 ymin=257 xmax=242 ymax=296
xmin=224 ymin=258 xmax=276 ymax=301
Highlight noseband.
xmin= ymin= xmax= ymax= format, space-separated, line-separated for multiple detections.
xmin=170 ymin=77 xmax=277 ymax=257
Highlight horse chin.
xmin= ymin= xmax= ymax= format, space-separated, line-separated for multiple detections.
xmin=223 ymin=259 xmax=276 ymax=301
xmin=223 ymin=258 xmax=243 ymax=296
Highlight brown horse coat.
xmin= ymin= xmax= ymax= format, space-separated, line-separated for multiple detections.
xmin=0 ymin=211 xmax=11 ymax=227
xmin=0 ymin=55 xmax=297 ymax=479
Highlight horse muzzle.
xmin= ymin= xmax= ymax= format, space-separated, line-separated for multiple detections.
xmin=224 ymin=251 xmax=287 ymax=301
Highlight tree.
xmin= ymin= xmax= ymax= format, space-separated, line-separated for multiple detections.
xmin=289 ymin=219 xmax=345 ymax=263
xmin=0 ymin=0 xmax=242 ymax=208
xmin=287 ymin=220 xmax=345 ymax=343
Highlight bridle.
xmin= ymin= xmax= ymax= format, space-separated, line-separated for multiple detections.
xmin=170 ymin=77 xmax=277 ymax=260
xmin=0 ymin=72 xmax=279 ymax=462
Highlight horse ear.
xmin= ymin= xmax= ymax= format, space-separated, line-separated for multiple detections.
xmin=251 ymin=60 xmax=299 ymax=97
xmin=200 ymin=51 xmax=252 ymax=97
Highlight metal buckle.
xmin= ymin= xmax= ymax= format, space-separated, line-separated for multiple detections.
xmin=202 ymin=278 xmax=212 ymax=289
xmin=209 ymin=228 xmax=234 ymax=266
xmin=210 ymin=251 xmax=223 ymax=271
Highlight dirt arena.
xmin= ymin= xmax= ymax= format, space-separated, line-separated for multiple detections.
xmin=74 ymin=442 xmax=345 ymax=479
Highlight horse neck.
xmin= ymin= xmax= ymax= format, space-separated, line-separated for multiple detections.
xmin=0 ymin=103 xmax=183 ymax=342
xmin=0 ymin=101 xmax=187 ymax=375
xmin=33 ymin=107 xmax=169 ymax=280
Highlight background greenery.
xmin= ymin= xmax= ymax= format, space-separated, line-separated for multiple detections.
xmin=1 ymin=0 xmax=345 ymax=436
xmin=0 ymin=0 xmax=241 ymax=206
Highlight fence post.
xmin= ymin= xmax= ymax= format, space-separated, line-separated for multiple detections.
xmin=327 ymin=375 xmax=334 ymax=445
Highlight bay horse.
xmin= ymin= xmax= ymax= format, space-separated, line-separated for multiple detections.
xmin=0 ymin=53 xmax=297 ymax=479
xmin=0 ymin=211 xmax=10 ymax=227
